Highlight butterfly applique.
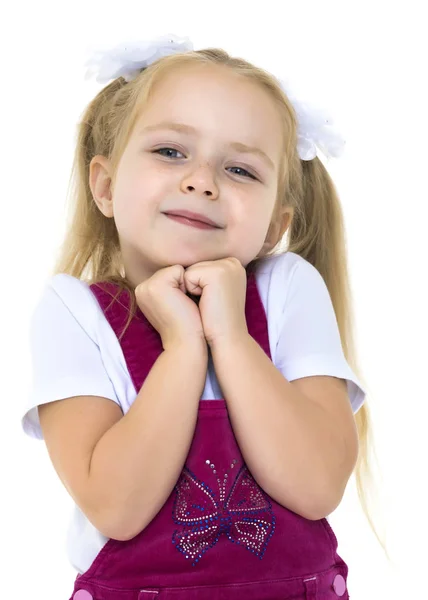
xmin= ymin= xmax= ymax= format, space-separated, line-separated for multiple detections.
xmin=172 ymin=460 xmax=276 ymax=566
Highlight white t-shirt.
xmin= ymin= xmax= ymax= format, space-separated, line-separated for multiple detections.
xmin=21 ymin=251 xmax=366 ymax=574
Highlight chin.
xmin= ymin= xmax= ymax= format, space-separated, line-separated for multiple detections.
xmin=160 ymin=249 xmax=225 ymax=268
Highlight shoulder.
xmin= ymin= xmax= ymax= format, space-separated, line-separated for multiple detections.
xmin=254 ymin=251 xmax=325 ymax=307
xmin=31 ymin=274 xmax=102 ymax=344
xmin=255 ymin=251 xmax=320 ymax=281
xmin=48 ymin=273 xmax=93 ymax=301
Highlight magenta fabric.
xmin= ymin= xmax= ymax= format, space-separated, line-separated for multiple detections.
xmin=69 ymin=269 xmax=350 ymax=599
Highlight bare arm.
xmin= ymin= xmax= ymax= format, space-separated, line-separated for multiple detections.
xmin=210 ymin=334 xmax=359 ymax=520
xmin=89 ymin=340 xmax=208 ymax=540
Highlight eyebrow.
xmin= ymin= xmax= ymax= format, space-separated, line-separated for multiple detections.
xmin=140 ymin=121 xmax=275 ymax=170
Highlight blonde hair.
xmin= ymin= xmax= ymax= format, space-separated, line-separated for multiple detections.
xmin=53 ymin=47 xmax=389 ymax=560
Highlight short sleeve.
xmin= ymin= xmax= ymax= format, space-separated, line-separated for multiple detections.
xmin=21 ymin=281 xmax=120 ymax=440
xmin=275 ymin=260 xmax=366 ymax=414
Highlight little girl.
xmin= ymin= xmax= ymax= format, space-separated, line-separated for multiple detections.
xmin=21 ymin=34 xmax=374 ymax=600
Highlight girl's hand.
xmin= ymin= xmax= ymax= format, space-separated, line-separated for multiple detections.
xmin=135 ymin=264 xmax=206 ymax=351
xmin=183 ymin=257 xmax=249 ymax=348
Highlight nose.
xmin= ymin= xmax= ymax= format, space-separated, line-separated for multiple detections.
xmin=180 ymin=164 xmax=219 ymax=198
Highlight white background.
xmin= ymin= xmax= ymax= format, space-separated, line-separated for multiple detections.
xmin=2 ymin=1 xmax=427 ymax=598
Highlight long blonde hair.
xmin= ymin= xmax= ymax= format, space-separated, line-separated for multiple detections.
xmin=53 ymin=47 xmax=389 ymax=560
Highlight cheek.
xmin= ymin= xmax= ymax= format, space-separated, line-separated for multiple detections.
xmin=111 ymin=189 xmax=146 ymax=237
xmin=113 ymin=170 xmax=158 ymax=217
xmin=230 ymin=216 xmax=270 ymax=254
xmin=235 ymin=202 xmax=272 ymax=234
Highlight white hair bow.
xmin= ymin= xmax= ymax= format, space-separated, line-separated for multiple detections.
xmin=84 ymin=33 xmax=346 ymax=161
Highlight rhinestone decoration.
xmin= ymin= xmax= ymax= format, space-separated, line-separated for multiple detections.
xmin=172 ymin=458 xmax=276 ymax=566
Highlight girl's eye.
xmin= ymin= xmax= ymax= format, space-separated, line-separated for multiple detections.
xmin=153 ymin=147 xmax=184 ymax=159
xmin=152 ymin=147 xmax=258 ymax=180
xmin=228 ymin=166 xmax=257 ymax=180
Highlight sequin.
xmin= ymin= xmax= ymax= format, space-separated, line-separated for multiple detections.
xmin=172 ymin=460 xmax=276 ymax=566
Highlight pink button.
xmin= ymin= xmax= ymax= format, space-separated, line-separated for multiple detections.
xmin=332 ymin=573 xmax=346 ymax=596
xmin=73 ymin=590 xmax=93 ymax=600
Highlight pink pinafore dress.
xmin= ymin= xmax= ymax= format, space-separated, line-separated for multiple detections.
xmin=69 ymin=269 xmax=350 ymax=600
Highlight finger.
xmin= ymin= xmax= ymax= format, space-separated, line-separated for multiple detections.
xmin=184 ymin=271 xmax=203 ymax=295
xmin=174 ymin=265 xmax=186 ymax=294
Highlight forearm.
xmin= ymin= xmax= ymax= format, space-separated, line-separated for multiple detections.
xmin=211 ymin=334 xmax=349 ymax=520
xmin=89 ymin=341 xmax=208 ymax=540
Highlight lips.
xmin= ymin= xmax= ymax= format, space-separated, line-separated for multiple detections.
xmin=163 ymin=210 xmax=220 ymax=228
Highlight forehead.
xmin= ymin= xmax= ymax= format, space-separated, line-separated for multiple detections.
xmin=136 ymin=65 xmax=284 ymax=157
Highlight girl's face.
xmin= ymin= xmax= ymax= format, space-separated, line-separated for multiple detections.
xmin=91 ymin=65 xmax=286 ymax=288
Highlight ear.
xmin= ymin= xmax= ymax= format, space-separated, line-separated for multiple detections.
xmin=89 ymin=155 xmax=114 ymax=218
xmin=277 ymin=207 xmax=294 ymax=238
xmin=263 ymin=206 xmax=294 ymax=251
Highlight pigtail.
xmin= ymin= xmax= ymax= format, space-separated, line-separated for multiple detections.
xmin=286 ymin=156 xmax=389 ymax=561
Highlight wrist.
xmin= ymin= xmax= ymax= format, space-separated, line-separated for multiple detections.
xmin=163 ymin=336 xmax=209 ymax=360
xmin=208 ymin=332 xmax=253 ymax=356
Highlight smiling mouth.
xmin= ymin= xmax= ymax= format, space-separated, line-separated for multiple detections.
xmin=163 ymin=213 xmax=220 ymax=230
